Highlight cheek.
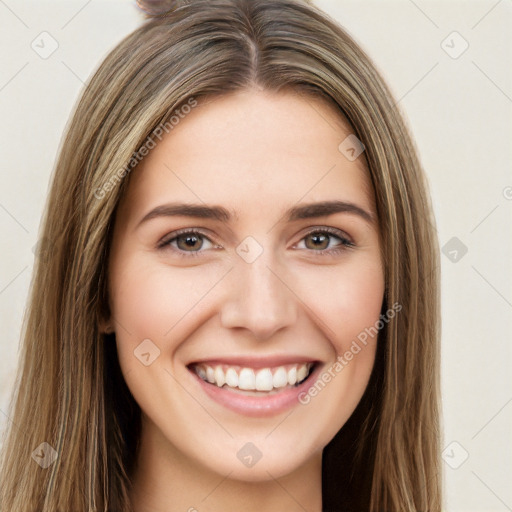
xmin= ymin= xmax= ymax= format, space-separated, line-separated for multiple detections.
xmin=112 ymin=266 xmax=171 ymax=335
xmin=290 ymin=259 xmax=384 ymax=437
xmin=109 ymin=253 xmax=222 ymax=359
xmin=299 ymin=257 xmax=385 ymax=353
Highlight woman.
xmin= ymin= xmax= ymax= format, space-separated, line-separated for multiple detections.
xmin=0 ymin=0 xmax=442 ymax=510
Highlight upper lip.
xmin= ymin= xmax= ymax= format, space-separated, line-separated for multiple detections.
xmin=188 ymin=355 xmax=320 ymax=369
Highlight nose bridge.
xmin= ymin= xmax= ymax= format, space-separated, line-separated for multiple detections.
xmin=220 ymin=239 xmax=297 ymax=339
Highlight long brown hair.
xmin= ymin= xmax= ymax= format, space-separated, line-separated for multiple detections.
xmin=0 ymin=0 xmax=442 ymax=510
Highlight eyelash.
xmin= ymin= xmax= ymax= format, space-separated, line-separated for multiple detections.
xmin=157 ymin=227 xmax=355 ymax=259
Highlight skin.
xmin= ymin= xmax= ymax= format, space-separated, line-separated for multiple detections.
xmin=103 ymin=88 xmax=385 ymax=512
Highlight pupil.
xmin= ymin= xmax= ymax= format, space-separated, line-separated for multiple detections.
xmin=310 ymin=233 xmax=327 ymax=249
xmin=186 ymin=236 xmax=198 ymax=247
xmin=179 ymin=234 xmax=201 ymax=250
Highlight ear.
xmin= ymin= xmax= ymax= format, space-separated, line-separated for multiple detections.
xmin=98 ymin=315 xmax=115 ymax=334
xmin=98 ymin=291 xmax=114 ymax=334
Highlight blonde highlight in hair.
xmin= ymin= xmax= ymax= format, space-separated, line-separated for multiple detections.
xmin=0 ymin=1 xmax=442 ymax=510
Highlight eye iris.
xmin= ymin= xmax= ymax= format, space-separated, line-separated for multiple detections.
xmin=177 ymin=234 xmax=202 ymax=251
xmin=306 ymin=232 xmax=329 ymax=250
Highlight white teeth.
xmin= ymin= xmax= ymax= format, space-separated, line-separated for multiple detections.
xmin=214 ymin=366 xmax=225 ymax=387
xmin=206 ymin=366 xmax=215 ymax=384
xmin=193 ymin=362 xmax=314 ymax=391
xmin=255 ymin=369 xmax=273 ymax=391
xmin=288 ymin=366 xmax=297 ymax=385
xmin=225 ymin=368 xmax=239 ymax=387
xmin=238 ymin=368 xmax=256 ymax=390
xmin=272 ymin=367 xmax=288 ymax=388
xmin=296 ymin=364 xmax=308 ymax=383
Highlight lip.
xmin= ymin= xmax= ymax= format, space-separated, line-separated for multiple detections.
xmin=188 ymin=354 xmax=318 ymax=369
xmin=188 ymin=361 xmax=323 ymax=417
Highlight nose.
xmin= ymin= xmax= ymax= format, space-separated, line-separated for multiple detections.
xmin=219 ymin=250 xmax=298 ymax=340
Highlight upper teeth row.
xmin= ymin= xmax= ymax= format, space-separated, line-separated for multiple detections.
xmin=194 ymin=363 xmax=313 ymax=391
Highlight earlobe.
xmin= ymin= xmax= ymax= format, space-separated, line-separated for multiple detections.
xmin=99 ymin=317 xmax=114 ymax=334
xmin=98 ymin=296 xmax=114 ymax=334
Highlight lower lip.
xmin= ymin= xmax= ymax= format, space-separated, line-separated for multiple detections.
xmin=189 ymin=364 xmax=322 ymax=417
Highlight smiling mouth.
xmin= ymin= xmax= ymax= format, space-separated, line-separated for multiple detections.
xmin=188 ymin=362 xmax=317 ymax=395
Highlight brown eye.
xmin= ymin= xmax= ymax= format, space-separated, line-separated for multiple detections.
xmin=304 ymin=232 xmax=330 ymax=250
xmin=158 ymin=229 xmax=217 ymax=258
xmin=296 ymin=228 xmax=354 ymax=256
xmin=176 ymin=233 xmax=204 ymax=251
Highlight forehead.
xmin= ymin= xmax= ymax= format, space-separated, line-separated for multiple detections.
xmin=119 ymin=89 xmax=375 ymax=221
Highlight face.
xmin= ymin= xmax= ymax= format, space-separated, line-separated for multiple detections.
xmin=106 ymin=89 xmax=385 ymax=483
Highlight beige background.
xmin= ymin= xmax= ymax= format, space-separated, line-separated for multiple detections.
xmin=0 ymin=1 xmax=511 ymax=510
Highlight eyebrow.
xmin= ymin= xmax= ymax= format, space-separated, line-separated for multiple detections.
xmin=136 ymin=200 xmax=375 ymax=228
